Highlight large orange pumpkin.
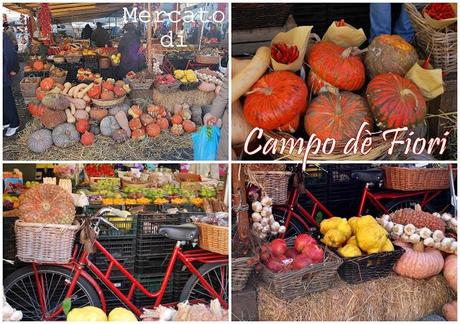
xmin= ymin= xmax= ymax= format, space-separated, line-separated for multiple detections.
xmin=35 ymin=87 xmax=47 ymax=101
xmin=33 ymin=60 xmax=44 ymax=71
xmin=243 ymin=71 xmax=308 ymax=130
xmin=277 ymin=114 xmax=300 ymax=133
xmin=18 ymin=183 xmax=76 ymax=224
xmin=366 ymin=73 xmax=426 ymax=130
xmin=87 ymin=85 xmax=101 ymax=99
xmin=27 ymin=102 xmax=46 ymax=118
xmin=393 ymin=241 xmax=444 ymax=279
xmin=304 ymin=91 xmax=372 ymax=141
xmin=146 ymin=123 xmax=161 ymax=137
xmin=40 ymin=77 xmax=55 ymax=91
xmin=365 ymin=34 xmax=418 ymax=78
xmin=307 ymin=41 xmax=365 ymax=95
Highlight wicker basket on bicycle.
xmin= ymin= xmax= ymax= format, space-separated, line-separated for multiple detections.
xmin=246 ymin=165 xmax=291 ymax=205
xmin=335 ymin=245 xmax=405 ymax=284
xmin=196 ymin=222 xmax=228 ymax=255
xmin=260 ymin=238 xmax=342 ymax=300
xmin=383 ymin=166 xmax=450 ymax=191
xmin=15 ymin=220 xmax=80 ymax=264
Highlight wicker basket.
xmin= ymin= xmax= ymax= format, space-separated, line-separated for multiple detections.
xmin=247 ymin=170 xmax=292 ymax=205
xmin=336 ymin=245 xmax=405 ymax=284
xmin=196 ymin=54 xmax=220 ymax=65
xmin=383 ymin=167 xmax=450 ymax=191
xmin=153 ymin=80 xmax=181 ymax=93
xmin=196 ymin=222 xmax=228 ymax=255
xmin=15 ymin=220 xmax=80 ymax=264
xmin=129 ymin=78 xmax=154 ymax=90
xmin=405 ymin=3 xmax=457 ymax=73
xmin=179 ymin=81 xmax=200 ymax=91
xmin=19 ymin=77 xmax=41 ymax=97
xmin=232 ymin=256 xmax=255 ymax=292
xmin=260 ymin=241 xmax=342 ymax=300
xmin=50 ymin=70 xmax=68 ymax=84
xmin=92 ymin=95 xmax=126 ymax=107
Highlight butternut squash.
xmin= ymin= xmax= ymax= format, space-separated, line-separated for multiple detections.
xmin=232 ymin=58 xmax=251 ymax=77
xmin=232 ymin=99 xmax=253 ymax=145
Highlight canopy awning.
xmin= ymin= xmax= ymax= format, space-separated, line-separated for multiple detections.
xmin=3 ymin=3 xmax=130 ymax=23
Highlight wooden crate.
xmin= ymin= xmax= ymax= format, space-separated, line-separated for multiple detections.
xmin=427 ymin=75 xmax=457 ymax=139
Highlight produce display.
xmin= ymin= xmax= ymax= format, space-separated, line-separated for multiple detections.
xmin=141 ymin=299 xmax=228 ymax=321
xmin=66 ymin=306 xmax=137 ymax=322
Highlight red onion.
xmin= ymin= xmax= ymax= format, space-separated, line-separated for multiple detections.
xmin=301 ymin=244 xmax=324 ymax=263
xmin=266 ymin=257 xmax=285 ymax=273
xmin=291 ymin=254 xmax=313 ymax=270
xmin=270 ymin=239 xmax=287 ymax=257
xmin=286 ymin=247 xmax=299 ymax=259
xmin=294 ymin=233 xmax=316 ymax=253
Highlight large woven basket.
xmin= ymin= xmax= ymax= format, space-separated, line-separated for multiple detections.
xmin=196 ymin=222 xmax=228 ymax=255
xmin=153 ymin=80 xmax=180 ymax=93
xmin=15 ymin=220 xmax=80 ymax=264
xmin=232 ymin=256 xmax=255 ymax=292
xmin=20 ymin=77 xmax=41 ymax=97
xmin=383 ymin=167 xmax=450 ymax=191
xmin=65 ymin=55 xmax=82 ymax=64
xmin=50 ymin=70 xmax=68 ymax=84
xmin=247 ymin=170 xmax=292 ymax=205
xmin=405 ymin=3 xmax=457 ymax=73
xmin=92 ymin=95 xmax=126 ymax=107
xmin=128 ymin=78 xmax=154 ymax=90
xmin=336 ymin=245 xmax=405 ymax=284
xmin=260 ymin=241 xmax=342 ymax=300
xmin=196 ymin=54 xmax=220 ymax=65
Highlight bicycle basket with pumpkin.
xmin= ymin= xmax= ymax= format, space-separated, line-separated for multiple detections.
xmin=15 ymin=183 xmax=79 ymax=264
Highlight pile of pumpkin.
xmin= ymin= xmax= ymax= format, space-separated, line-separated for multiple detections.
xmin=233 ymin=32 xmax=431 ymax=146
xmin=26 ymin=76 xmax=198 ymax=153
xmin=23 ymin=59 xmax=51 ymax=73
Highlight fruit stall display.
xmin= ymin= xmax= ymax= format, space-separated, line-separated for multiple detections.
xmin=232 ymin=8 xmax=456 ymax=160
xmin=232 ymin=163 xmax=457 ymax=321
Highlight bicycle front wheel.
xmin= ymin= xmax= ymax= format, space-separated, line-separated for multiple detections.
xmin=4 ymin=265 xmax=101 ymax=321
xmin=179 ymin=263 xmax=228 ymax=305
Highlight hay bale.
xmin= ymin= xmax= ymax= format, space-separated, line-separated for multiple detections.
xmin=152 ymin=89 xmax=215 ymax=112
xmin=258 ymin=274 xmax=453 ymax=321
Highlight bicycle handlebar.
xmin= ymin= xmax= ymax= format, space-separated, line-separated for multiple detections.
xmin=90 ymin=207 xmax=131 ymax=232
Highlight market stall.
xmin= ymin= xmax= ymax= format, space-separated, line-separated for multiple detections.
xmin=3 ymin=3 xmax=229 ymax=161
xmin=231 ymin=163 xmax=457 ymax=321
xmin=3 ymin=163 xmax=229 ymax=321
xmin=232 ymin=3 xmax=457 ymax=161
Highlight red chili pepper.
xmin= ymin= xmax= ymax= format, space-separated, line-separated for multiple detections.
xmin=426 ymin=3 xmax=456 ymax=20
xmin=271 ymin=43 xmax=299 ymax=64
xmin=336 ymin=19 xmax=346 ymax=27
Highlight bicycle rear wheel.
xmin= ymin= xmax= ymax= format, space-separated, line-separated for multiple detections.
xmin=384 ymin=198 xmax=435 ymax=214
xmin=179 ymin=263 xmax=228 ymax=305
xmin=272 ymin=208 xmax=309 ymax=239
xmin=4 ymin=265 xmax=101 ymax=321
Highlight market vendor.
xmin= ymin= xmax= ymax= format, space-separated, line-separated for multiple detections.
xmin=81 ymin=24 xmax=93 ymax=40
xmin=369 ymin=3 xmax=414 ymax=42
xmin=3 ymin=32 xmax=20 ymax=137
xmin=203 ymin=74 xmax=228 ymax=160
xmin=91 ymin=22 xmax=110 ymax=47
xmin=204 ymin=23 xmax=222 ymax=43
xmin=116 ymin=23 xmax=145 ymax=79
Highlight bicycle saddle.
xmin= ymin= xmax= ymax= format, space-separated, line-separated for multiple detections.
xmin=351 ymin=169 xmax=384 ymax=184
xmin=159 ymin=224 xmax=198 ymax=241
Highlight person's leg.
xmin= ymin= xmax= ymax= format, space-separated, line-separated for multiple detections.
xmin=217 ymin=109 xmax=228 ymax=160
xmin=3 ymin=86 xmax=20 ymax=135
xmin=394 ymin=4 xmax=415 ymax=42
xmin=370 ymin=3 xmax=392 ymax=42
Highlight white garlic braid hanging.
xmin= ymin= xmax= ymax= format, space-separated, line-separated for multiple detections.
xmin=251 ymin=196 xmax=286 ymax=239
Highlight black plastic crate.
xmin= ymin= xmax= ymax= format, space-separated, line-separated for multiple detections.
xmin=172 ymin=269 xmax=191 ymax=299
xmin=90 ymin=237 xmax=135 ymax=276
xmin=98 ymin=215 xmax=137 ymax=238
xmin=136 ymin=236 xmax=175 ymax=257
xmin=137 ymin=212 xmax=182 ymax=237
xmin=327 ymin=164 xmax=371 ymax=185
xmin=3 ymin=238 xmax=16 ymax=261
xmin=134 ymin=273 xmax=175 ymax=307
xmin=135 ymin=255 xmax=171 ymax=274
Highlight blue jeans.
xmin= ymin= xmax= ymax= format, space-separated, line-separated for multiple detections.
xmin=370 ymin=3 xmax=414 ymax=42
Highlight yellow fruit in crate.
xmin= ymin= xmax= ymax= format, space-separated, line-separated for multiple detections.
xmin=347 ymin=236 xmax=358 ymax=246
xmin=321 ymin=229 xmax=347 ymax=248
xmin=180 ymin=77 xmax=188 ymax=84
xmin=337 ymin=220 xmax=352 ymax=239
xmin=108 ymin=307 xmax=137 ymax=321
xmin=319 ymin=217 xmax=343 ymax=234
xmin=381 ymin=239 xmax=395 ymax=252
xmin=174 ymin=70 xmax=185 ymax=79
xmin=356 ymin=224 xmax=387 ymax=253
xmin=67 ymin=306 xmax=107 ymax=321
xmin=338 ymin=244 xmax=362 ymax=258
xmin=348 ymin=216 xmax=359 ymax=234
xmin=110 ymin=216 xmax=133 ymax=230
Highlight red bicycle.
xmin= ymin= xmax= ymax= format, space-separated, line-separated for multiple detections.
xmin=273 ymin=166 xmax=448 ymax=238
xmin=4 ymin=207 xmax=228 ymax=321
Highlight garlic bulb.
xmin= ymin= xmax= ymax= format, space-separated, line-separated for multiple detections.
xmin=251 ymin=212 xmax=262 ymax=222
xmin=252 ymin=222 xmax=262 ymax=230
xmin=261 ymin=196 xmax=273 ymax=206
xmin=401 ymin=234 xmax=410 ymax=242
xmin=278 ymin=226 xmax=286 ymax=233
xmin=450 ymin=241 xmax=457 ymax=253
xmin=441 ymin=237 xmax=453 ymax=249
xmin=260 ymin=218 xmax=269 ymax=226
xmin=271 ymin=222 xmax=281 ymax=231
xmin=384 ymin=221 xmax=394 ymax=232
xmin=261 ymin=206 xmax=272 ymax=217
xmin=424 ymin=237 xmax=435 ymax=247
xmin=418 ymin=227 xmax=432 ymax=239
xmin=261 ymin=225 xmax=270 ymax=233
xmin=409 ymin=233 xmax=421 ymax=244
xmin=441 ymin=213 xmax=452 ymax=222
xmin=392 ymin=224 xmax=404 ymax=236
xmin=450 ymin=218 xmax=457 ymax=226
xmin=377 ymin=218 xmax=385 ymax=226
xmin=252 ymin=201 xmax=263 ymax=212
xmin=432 ymin=230 xmax=444 ymax=242
xmin=382 ymin=214 xmax=390 ymax=222
xmin=433 ymin=242 xmax=441 ymax=249
xmin=403 ymin=224 xmax=416 ymax=236
xmin=433 ymin=212 xmax=441 ymax=218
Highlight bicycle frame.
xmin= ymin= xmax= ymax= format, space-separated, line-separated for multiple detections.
xmin=274 ymin=183 xmax=444 ymax=238
xmin=357 ymin=184 xmax=442 ymax=216
xmin=31 ymin=239 xmax=228 ymax=320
